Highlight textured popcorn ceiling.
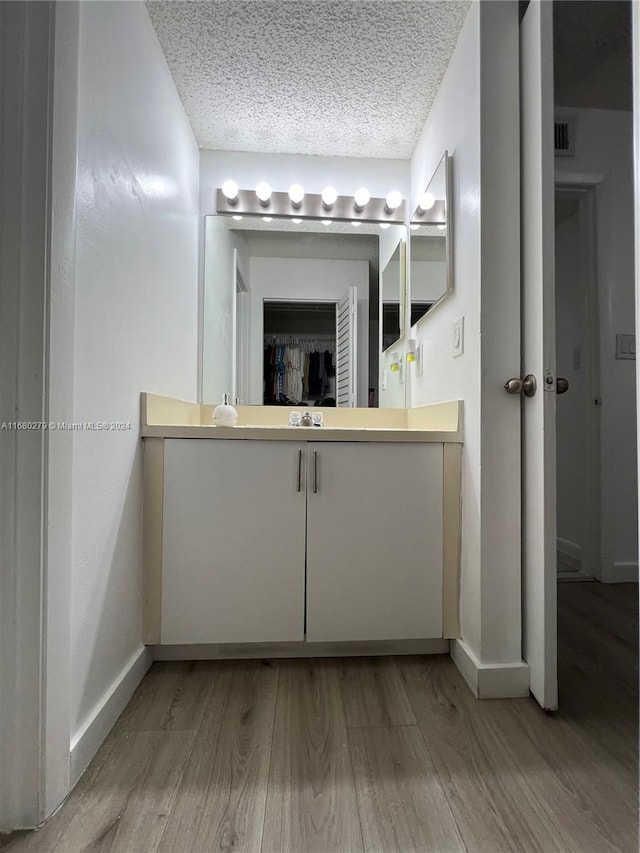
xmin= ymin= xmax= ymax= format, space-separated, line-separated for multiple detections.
xmin=146 ymin=0 xmax=470 ymax=159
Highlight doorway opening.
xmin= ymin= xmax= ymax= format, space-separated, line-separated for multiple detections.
xmin=554 ymin=185 xmax=600 ymax=582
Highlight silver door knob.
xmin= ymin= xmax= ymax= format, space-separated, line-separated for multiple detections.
xmin=556 ymin=377 xmax=569 ymax=395
xmin=504 ymin=374 xmax=537 ymax=397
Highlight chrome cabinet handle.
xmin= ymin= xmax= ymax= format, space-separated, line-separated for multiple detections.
xmin=297 ymin=449 xmax=302 ymax=492
xmin=313 ymin=450 xmax=318 ymax=494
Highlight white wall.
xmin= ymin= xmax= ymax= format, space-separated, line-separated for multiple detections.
xmin=248 ymin=256 xmax=369 ymax=406
xmin=407 ymin=1 xmax=522 ymax=668
xmin=71 ymin=0 xmax=199 ymax=764
xmin=555 ymin=108 xmax=637 ymax=581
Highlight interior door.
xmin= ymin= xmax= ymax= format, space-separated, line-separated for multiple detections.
xmin=520 ymin=0 xmax=558 ymax=709
xmin=335 ymin=286 xmax=357 ymax=406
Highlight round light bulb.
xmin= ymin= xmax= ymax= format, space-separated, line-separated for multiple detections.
xmin=262 ymin=216 xmax=273 ymax=223
xmin=437 ymin=223 xmax=447 ymax=230
xmin=418 ymin=191 xmax=435 ymax=212
xmin=292 ymin=217 xmax=302 ymax=224
xmin=321 ymin=186 xmax=338 ymax=208
xmin=379 ymin=223 xmax=391 ymax=230
xmin=221 ymin=179 xmax=239 ymax=202
xmin=351 ymin=221 xmax=361 ymax=227
xmin=232 ymin=215 xmax=243 ymax=221
xmin=410 ymin=223 xmax=420 ymax=230
xmin=288 ymin=184 xmax=304 ymax=207
xmin=385 ymin=190 xmax=403 ymax=211
xmin=322 ymin=219 xmax=332 ymax=226
xmin=255 ymin=182 xmax=272 ymax=204
xmin=354 ymin=187 xmax=370 ymax=211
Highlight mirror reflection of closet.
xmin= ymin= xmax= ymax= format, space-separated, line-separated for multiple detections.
xmin=409 ymin=151 xmax=452 ymax=328
xmin=263 ymin=302 xmax=337 ymax=406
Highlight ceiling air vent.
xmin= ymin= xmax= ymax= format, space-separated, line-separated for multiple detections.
xmin=554 ymin=119 xmax=575 ymax=157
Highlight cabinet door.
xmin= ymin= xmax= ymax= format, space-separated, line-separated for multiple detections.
xmin=306 ymin=442 xmax=443 ymax=642
xmin=161 ymin=440 xmax=306 ymax=644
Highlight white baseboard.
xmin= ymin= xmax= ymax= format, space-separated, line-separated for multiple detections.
xmin=152 ymin=638 xmax=450 ymax=661
xmin=600 ymin=561 xmax=638 ymax=583
xmin=451 ymin=639 xmax=530 ymax=699
xmin=70 ymin=646 xmax=152 ymax=787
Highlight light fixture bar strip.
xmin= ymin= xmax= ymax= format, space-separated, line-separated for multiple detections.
xmin=216 ymin=189 xmax=405 ymax=224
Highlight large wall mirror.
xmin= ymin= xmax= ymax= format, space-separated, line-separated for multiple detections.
xmin=409 ymin=151 xmax=452 ymax=328
xmin=202 ymin=216 xmax=390 ymax=408
xmin=380 ymin=226 xmax=406 ymax=353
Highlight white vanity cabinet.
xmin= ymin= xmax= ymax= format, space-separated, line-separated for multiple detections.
xmin=161 ymin=439 xmax=307 ymax=644
xmin=152 ymin=437 xmax=446 ymax=646
xmin=305 ymin=442 xmax=443 ymax=642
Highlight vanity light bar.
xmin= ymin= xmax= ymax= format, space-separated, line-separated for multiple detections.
xmin=215 ymin=188 xmax=405 ymax=224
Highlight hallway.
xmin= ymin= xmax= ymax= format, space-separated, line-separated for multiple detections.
xmin=2 ymin=582 xmax=637 ymax=853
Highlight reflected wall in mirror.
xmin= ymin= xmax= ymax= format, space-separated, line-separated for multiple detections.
xmin=202 ymin=216 xmax=385 ymax=407
xmin=380 ymin=225 xmax=406 ymax=352
xmin=409 ymin=151 xmax=452 ymax=328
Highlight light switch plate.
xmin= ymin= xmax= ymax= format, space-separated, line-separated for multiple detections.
xmin=452 ymin=317 xmax=464 ymax=358
xmin=616 ymin=333 xmax=635 ymax=360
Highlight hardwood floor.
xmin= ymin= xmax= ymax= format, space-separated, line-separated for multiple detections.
xmin=2 ymin=582 xmax=637 ymax=853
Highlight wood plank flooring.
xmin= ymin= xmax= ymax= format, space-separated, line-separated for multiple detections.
xmin=2 ymin=581 xmax=637 ymax=853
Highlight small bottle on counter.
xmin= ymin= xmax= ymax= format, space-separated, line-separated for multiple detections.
xmin=213 ymin=393 xmax=238 ymax=427
xmin=300 ymin=411 xmax=313 ymax=427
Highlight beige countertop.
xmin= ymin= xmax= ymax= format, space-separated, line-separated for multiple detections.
xmin=140 ymin=394 xmax=464 ymax=444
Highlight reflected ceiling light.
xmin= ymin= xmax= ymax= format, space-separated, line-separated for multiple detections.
xmin=292 ymin=217 xmax=302 ymax=224
xmin=322 ymin=219 xmax=332 ymax=225
xmin=232 ymin=215 xmax=243 ymax=221
xmin=385 ymin=190 xmax=403 ymax=212
xmin=351 ymin=221 xmax=361 ymax=227
xmin=379 ymin=223 xmax=391 ymax=230
xmin=262 ymin=216 xmax=273 ymax=222
xmin=417 ymin=191 xmax=435 ymax=213
xmin=353 ymin=188 xmax=370 ymax=212
xmin=221 ymin=179 xmax=239 ymax=202
xmin=437 ymin=223 xmax=447 ymax=230
xmin=410 ymin=223 xmax=420 ymax=230
xmin=288 ymin=184 xmax=305 ymax=208
xmin=321 ymin=186 xmax=338 ymax=210
xmin=255 ymin=182 xmax=272 ymax=205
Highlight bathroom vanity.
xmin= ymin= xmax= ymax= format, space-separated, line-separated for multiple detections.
xmin=141 ymin=393 xmax=463 ymax=656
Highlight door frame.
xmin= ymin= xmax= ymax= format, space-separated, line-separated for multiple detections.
xmin=0 ymin=0 xmax=78 ymax=830
xmin=633 ymin=5 xmax=640 ymax=598
xmin=554 ymin=181 xmax=601 ymax=580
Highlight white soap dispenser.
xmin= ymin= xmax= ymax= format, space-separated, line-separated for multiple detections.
xmin=213 ymin=393 xmax=238 ymax=427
